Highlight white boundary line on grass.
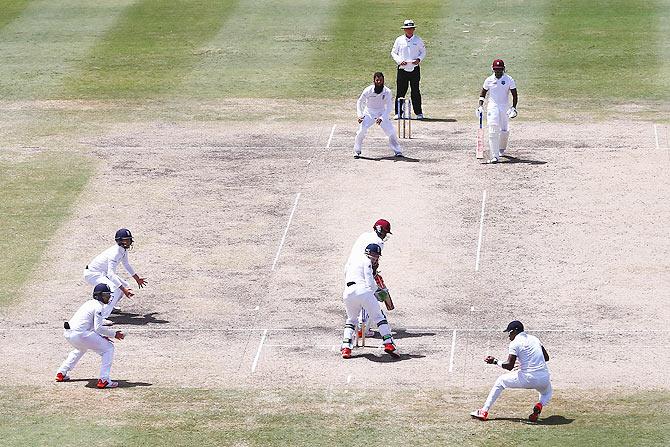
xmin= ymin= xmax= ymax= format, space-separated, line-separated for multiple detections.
xmin=251 ymin=329 xmax=268 ymax=373
xmin=271 ymin=192 xmax=301 ymax=271
xmin=475 ymin=190 xmax=487 ymax=271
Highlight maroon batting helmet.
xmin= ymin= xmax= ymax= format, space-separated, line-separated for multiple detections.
xmin=492 ymin=59 xmax=505 ymax=70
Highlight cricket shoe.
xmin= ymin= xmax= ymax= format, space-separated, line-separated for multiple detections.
xmin=487 ymin=157 xmax=499 ymax=164
xmin=394 ymin=152 xmax=404 ymax=158
xmin=55 ymin=372 xmax=70 ymax=382
xmin=528 ymin=402 xmax=542 ymax=422
xmin=416 ymin=113 xmax=424 ymax=120
xmin=383 ymin=343 xmax=400 ymax=358
xmin=341 ymin=347 xmax=352 ymax=359
xmin=97 ymin=379 xmax=119 ymax=389
xmin=354 ymin=152 xmax=361 ymax=159
xmin=110 ymin=307 xmax=122 ymax=314
xmin=470 ymin=408 xmax=489 ymax=421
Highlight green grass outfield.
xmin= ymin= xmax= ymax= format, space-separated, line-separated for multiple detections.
xmin=0 ymin=387 xmax=668 ymax=447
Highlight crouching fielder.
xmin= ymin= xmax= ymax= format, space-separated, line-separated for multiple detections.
xmin=341 ymin=243 xmax=398 ymax=358
xmin=471 ymin=320 xmax=552 ymax=422
xmin=354 ymin=72 xmax=403 ymax=158
xmin=477 ymin=59 xmax=517 ymax=163
xmin=55 ymin=283 xmax=126 ymax=389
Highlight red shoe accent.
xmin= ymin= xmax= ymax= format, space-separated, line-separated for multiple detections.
xmin=97 ymin=379 xmax=119 ymax=389
xmin=55 ymin=372 xmax=69 ymax=382
xmin=383 ymin=343 xmax=396 ymax=353
xmin=529 ymin=402 xmax=542 ymax=422
xmin=341 ymin=347 xmax=352 ymax=359
xmin=470 ymin=409 xmax=489 ymax=421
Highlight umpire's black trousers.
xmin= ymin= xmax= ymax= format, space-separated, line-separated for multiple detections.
xmin=395 ymin=66 xmax=422 ymax=115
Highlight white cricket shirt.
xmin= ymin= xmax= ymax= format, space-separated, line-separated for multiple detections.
xmin=87 ymin=244 xmax=136 ymax=288
xmin=508 ymin=332 xmax=548 ymax=373
xmin=391 ymin=34 xmax=426 ymax=72
xmin=67 ymin=299 xmax=117 ymax=338
xmin=344 ymin=254 xmax=377 ymax=292
xmin=345 ymin=231 xmax=384 ymax=271
xmin=357 ymin=85 xmax=394 ymax=118
xmin=483 ymin=73 xmax=516 ymax=109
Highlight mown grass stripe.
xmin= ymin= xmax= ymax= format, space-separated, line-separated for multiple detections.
xmin=303 ymin=0 xmax=443 ymax=99
xmin=63 ymin=0 xmax=238 ymax=98
xmin=0 ymin=153 xmax=93 ymax=306
xmin=0 ymin=0 xmax=30 ymax=30
xmin=528 ymin=0 xmax=669 ymax=101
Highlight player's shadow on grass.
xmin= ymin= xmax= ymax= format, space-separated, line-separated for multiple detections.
xmin=491 ymin=415 xmax=574 ymax=425
xmin=500 ymin=154 xmax=547 ymax=165
xmin=107 ymin=311 xmax=169 ymax=326
xmin=357 ymin=352 xmax=426 ymax=362
xmin=84 ymin=379 xmax=153 ymax=389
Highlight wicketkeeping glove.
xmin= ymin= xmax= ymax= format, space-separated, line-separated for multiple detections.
xmin=507 ymin=107 xmax=517 ymax=118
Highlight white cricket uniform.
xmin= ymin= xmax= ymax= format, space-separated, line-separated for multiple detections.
xmin=354 ymin=85 xmax=402 ymax=155
xmin=483 ymin=332 xmax=553 ymax=411
xmin=83 ymin=244 xmax=136 ymax=318
xmin=391 ymin=34 xmax=426 ymax=72
xmin=56 ymin=299 xmax=118 ymax=381
xmin=483 ymin=73 xmax=516 ymax=130
xmin=341 ymin=254 xmax=394 ymax=349
xmin=345 ymin=231 xmax=385 ymax=328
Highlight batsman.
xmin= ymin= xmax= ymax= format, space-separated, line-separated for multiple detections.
xmin=340 ymin=243 xmax=398 ymax=359
xmin=477 ymin=59 xmax=518 ymax=164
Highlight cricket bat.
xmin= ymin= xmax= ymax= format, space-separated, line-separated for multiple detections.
xmin=476 ymin=112 xmax=484 ymax=159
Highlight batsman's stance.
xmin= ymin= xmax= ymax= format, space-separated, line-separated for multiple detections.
xmin=471 ymin=320 xmax=552 ymax=422
xmin=341 ymin=244 xmax=398 ymax=358
xmin=477 ymin=59 xmax=518 ymax=164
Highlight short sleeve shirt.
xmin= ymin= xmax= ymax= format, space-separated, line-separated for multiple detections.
xmin=508 ymin=332 xmax=548 ymax=372
xmin=483 ymin=74 xmax=516 ymax=109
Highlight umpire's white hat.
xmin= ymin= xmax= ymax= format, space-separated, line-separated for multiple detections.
xmin=401 ymin=19 xmax=416 ymax=29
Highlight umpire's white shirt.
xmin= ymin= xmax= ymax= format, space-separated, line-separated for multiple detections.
xmin=508 ymin=332 xmax=549 ymax=373
xmin=391 ymin=34 xmax=426 ymax=71
xmin=87 ymin=245 xmax=135 ymax=288
xmin=483 ymin=74 xmax=516 ymax=109
xmin=357 ymin=85 xmax=394 ymax=119
xmin=67 ymin=299 xmax=117 ymax=338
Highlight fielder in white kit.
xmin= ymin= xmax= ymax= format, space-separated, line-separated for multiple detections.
xmin=477 ymin=59 xmax=518 ymax=163
xmin=341 ymin=243 xmax=398 ymax=359
xmin=471 ymin=320 xmax=552 ymax=422
xmin=345 ymin=219 xmax=392 ymax=337
xmin=354 ymin=72 xmax=403 ymax=158
xmin=83 ymin=228 xmax=147 ymax=319
xmin=55 ymin=283 xmax=126 ymax=389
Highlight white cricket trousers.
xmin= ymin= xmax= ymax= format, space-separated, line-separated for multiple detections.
xmin=483 ymin=369 xmax=553 ymax=411
xmin=354 ymin=112 xmax=402 ymax=154
xmin=342 ymin=284 xmax=393 ymax=348
xmin=486 ymin=105 xmax=510 ymax=158
xmin=57 ymin=330 xmax=115 ymax=381
xmin=83 ymin=269 xmax=126 ymax=318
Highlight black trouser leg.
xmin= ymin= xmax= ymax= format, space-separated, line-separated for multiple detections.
xmin=409 ymin=66 xmax=422 ymax=115
xmin=395 ymin=68 xmax=410 ymax=115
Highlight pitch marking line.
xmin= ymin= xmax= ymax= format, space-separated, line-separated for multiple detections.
xmin=448 ymin=329 xmax=457 ymax=373
xmin=475 ymin=190 xmax=487 ymax=271
xmin=653 ymin=124 xmax=659 ymax=150
xmin=326 ymin=124 xmax=336 ymax=149
xmin=251 ymin=329 xmax=268 ymax=373
xmin=271 ymin=192 xmax=301 ymax=271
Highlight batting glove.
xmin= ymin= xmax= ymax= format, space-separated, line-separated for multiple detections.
xmin=476 ymin=106 xmax=484 ymax=118
xmin=484 ymin=355 xmax=497 ymax=364
xmin=507 ymin=107 xmax=517 ymax=119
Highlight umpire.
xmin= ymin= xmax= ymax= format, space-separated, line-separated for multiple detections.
xmin=391 ymin=19 xmax=426 ymax=119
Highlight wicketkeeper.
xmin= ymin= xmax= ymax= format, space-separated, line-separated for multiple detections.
xmin=477 ymin=59 xmax=518 ymax=163
xmin=471 ymin=320 xmax=553 ymax=422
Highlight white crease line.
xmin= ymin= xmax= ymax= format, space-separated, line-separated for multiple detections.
xmin=3 ymin=327 xmax=668 ymax=333
xmin=448 ymin=330 xmax=457 ymax=373
xmin=326 ymin=124 xmax=336 ymax=149
xmin=346 ymin=374 xmax=353 ymax=385
xmin=653 ymin=124 xmax=659 ymax=150
xmin=271 ymin=192 xmax=301 ymax=271
xmin=475 ymin=190 xmax=487 ymax=271
xmin=251 ymin=329 xmax=268 ymax=373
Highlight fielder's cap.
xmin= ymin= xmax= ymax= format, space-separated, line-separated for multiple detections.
xmin=374 ymin=219 xmax=392 ymax=234
xmin=401 ymin=19 xmax=416 ymax=29
xmin=504 ymin=320 xmax=524 ymax=333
